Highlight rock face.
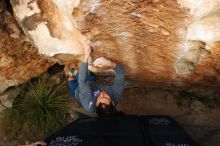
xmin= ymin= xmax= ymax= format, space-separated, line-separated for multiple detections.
xmin=1 ymin=0 xmax=220 ymax=96
xmin=15 ymin=0 xmax=189 ymax=85
xmin=10 ymin=0 xmax=88 ymax=56
xmin=0 ymin=0 xmax=53 ymax=95
xmin=0 ymin=28 xmax=53 ymax=94
xmin=175 ymin=0 xmax=220 ymax=74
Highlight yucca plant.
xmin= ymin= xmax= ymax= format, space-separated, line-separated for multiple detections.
xmin=0 ymin=74 xmax=71 ymax=143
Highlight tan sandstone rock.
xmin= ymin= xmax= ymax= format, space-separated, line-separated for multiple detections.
xmin=1 ymin=0 xmax=220 ymax=95
xmin=175 ymin=0 xmax=220 ymax=74
xmin=0 ymin=28 xmax=54 ymax=95
xmin=10 ymin=0 xmax=88 ymax=56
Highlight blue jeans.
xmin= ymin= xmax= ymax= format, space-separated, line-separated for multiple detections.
xmin=68 ymin=73 xmax=95 ymax=97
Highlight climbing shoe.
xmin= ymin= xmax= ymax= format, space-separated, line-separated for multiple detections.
xmin=69 ymin=68 xmax=75 ymax=77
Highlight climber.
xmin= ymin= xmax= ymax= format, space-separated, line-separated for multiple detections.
xmin=64 ymin=44 xmax=125 ymax=117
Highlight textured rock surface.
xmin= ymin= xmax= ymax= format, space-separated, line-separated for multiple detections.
xmin=177 ymin=0 xmax=220 ymax=18
xmin=10 ymin=0 xmax=88 ymax=56
xmin=0 ymin=87 xmax=20 ymax=111
xmin=73 ymin=0 xmax=191 ymax=87
xmin=71 ymin=0 xmax=220 ymax=90
xmin=175 ymin=0 xmax=220 ymax=74
xmin=0 ymin=0 xmax=53 ymax=95
xmin=0 ymin=28 xmax=54 ymax=94
xmin=1 ymin=0 xmax=220 ymax=94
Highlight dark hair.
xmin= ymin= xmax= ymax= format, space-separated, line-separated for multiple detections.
xmin=96 ymin=102 xmax=114 ymax=117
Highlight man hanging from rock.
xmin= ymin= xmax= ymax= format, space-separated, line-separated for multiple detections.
xmin=64 ymin=42 xmax=125 ymax=117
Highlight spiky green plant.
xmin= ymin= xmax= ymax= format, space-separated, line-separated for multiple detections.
xmin=0 ymin=74 xmax=71 ymax=143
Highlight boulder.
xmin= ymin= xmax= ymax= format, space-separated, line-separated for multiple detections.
xmin=10 ymin=0 xmax=88 ymax=56
xmin=0 ymin=0 xmax=220 ymax=95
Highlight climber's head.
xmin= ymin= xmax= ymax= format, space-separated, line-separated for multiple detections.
xmin=96 ymin=91 xmax=115 ymax=117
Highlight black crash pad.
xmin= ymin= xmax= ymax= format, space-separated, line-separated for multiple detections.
xmin=44 ymin=115 xmax=199 ymax=146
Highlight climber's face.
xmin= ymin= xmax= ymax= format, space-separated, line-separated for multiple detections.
xmin=96 ymin=91 xmax=112 ymax=106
